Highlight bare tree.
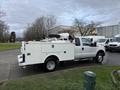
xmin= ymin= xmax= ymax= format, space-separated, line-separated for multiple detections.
xmin=73 ymin=18 xmax=101 ymax=36
xmin=0 ymin=20 xmax=9 ymax=42
xmin=0 ymin=9 xmax=9 ymax=42
xmin=0 ymin=9 xmax=5 ymax=18
xmin=24 ymin=16 xmax=56 ymax=41
xmin=45 ymin=15 xmax=56 ymax=37
xmin=73 ymin=19 xmax=85 ymax=36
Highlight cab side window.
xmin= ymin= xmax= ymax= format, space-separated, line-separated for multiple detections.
xmin=75 ymin=38 xmax=80 ymax=46
xmin=81 ymin=38 xmax=92 ymax=46
xmin=105 ymin=39 xmax=109 ymax=44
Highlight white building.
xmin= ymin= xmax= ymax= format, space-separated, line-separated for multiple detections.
xmin=97 ymin=24 xmax=120 ymax=38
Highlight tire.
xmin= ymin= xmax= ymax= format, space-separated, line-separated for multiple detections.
xmin=44 ymin=58 xmax=58 ymax=71
xmin=109 ymin=49 xmax=113 ymax=52
xmin=95 ymin=52 xmax=104 ymax=63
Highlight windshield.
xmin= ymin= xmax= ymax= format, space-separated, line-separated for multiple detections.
xmin=97 ymin=39 xmax=106 ymax=43
xmin=112 ymin=37 xmax=120 ymax=42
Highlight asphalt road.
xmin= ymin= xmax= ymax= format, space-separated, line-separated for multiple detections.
xmin=104 ymin=51 xmax=120 ymax=65
xmin=0 ymin=49 xmax=120 ymax=81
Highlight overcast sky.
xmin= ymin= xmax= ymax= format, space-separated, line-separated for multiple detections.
xmin=1 ymin=0 xmax=120 ymax=37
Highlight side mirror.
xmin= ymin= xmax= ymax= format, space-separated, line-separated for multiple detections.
xmin=90 ymin=42 xmax=97 ymax=47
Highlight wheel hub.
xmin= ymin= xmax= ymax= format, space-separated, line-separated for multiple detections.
xmin=47 ymin=61 xmax=55 ymax=70
xmin=98 ymin=55 xmax=103 ymax=62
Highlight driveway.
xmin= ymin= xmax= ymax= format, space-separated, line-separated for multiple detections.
xmin=0 ymin=50 xmax=19 ymax=81
xmin=0 ymin=49 xmax=120 ymax=81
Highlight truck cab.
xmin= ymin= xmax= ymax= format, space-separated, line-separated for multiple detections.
xmin=74 ymin=37 xmax=105 ymax=60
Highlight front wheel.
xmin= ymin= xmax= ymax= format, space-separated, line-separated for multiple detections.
xmin=44 ymin=58 xmax=57 ymax=71
xmin=94 ymin=52 xmax=104 ymax=63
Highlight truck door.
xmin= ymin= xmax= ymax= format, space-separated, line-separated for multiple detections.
xmin=74 ymin=38 xmax=84 ymax=59
xmin=81 ymin=38 xmax=97 ymax=57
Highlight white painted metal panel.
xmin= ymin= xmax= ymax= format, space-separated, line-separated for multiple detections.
xmin=21 ymin=41 xmax=74 ymax=65
xmin=41 ymin=42 xmax=74 ymax=61
xmin=24 ymin=42 xmax=42 ymax=65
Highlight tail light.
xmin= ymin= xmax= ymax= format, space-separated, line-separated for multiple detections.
xmin=23 ymin=54 xmax=25 ymax=63
xmin=20 ymin=54 xmax=25 ymax=63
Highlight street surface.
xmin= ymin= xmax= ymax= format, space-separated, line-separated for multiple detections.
xmin=0 ymin=49 xmax=120 ymax=81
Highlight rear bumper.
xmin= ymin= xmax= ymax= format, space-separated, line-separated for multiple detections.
xmin=18 ymin=54 xmax=26 ymax=66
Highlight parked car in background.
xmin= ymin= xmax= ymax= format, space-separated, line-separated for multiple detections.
xmin=106 ymin=36 xmax=120 ymax=51
xmin=97 ymin=38 xmax=107 ymax=46
xmin=97 ymin=38 xmax=113 ymax=47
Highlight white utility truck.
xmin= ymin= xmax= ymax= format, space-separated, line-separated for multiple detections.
xmin=18 ymin=36 xmax=105 ymax=71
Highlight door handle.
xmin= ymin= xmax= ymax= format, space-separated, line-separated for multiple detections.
xmin=82 ymin=47 xmax=84 ymax=51
xmin=27 ymin=53 xmax=31 ymax=56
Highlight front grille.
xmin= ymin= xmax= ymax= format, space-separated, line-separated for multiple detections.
xmin=109 ymin=44 xmax=117 ymax=46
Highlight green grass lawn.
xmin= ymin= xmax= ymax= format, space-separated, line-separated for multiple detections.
xmin=0 ymin=43 xmax=21 ymax=51
xmin=0 ymin=65 xmax=119 ymax=90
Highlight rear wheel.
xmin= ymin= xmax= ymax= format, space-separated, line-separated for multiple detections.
xmin=44 ymin=58 xmax=58 ymax=71
xmin=94 ymin=52 xmax=104 ymax=63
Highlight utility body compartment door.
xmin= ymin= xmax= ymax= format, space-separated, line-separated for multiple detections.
xmin=41 ymin=42 xmax=74 ymax=61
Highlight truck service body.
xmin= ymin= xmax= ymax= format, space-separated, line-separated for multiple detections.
xmin=18 ymin=37 xmax=105 ymax=71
